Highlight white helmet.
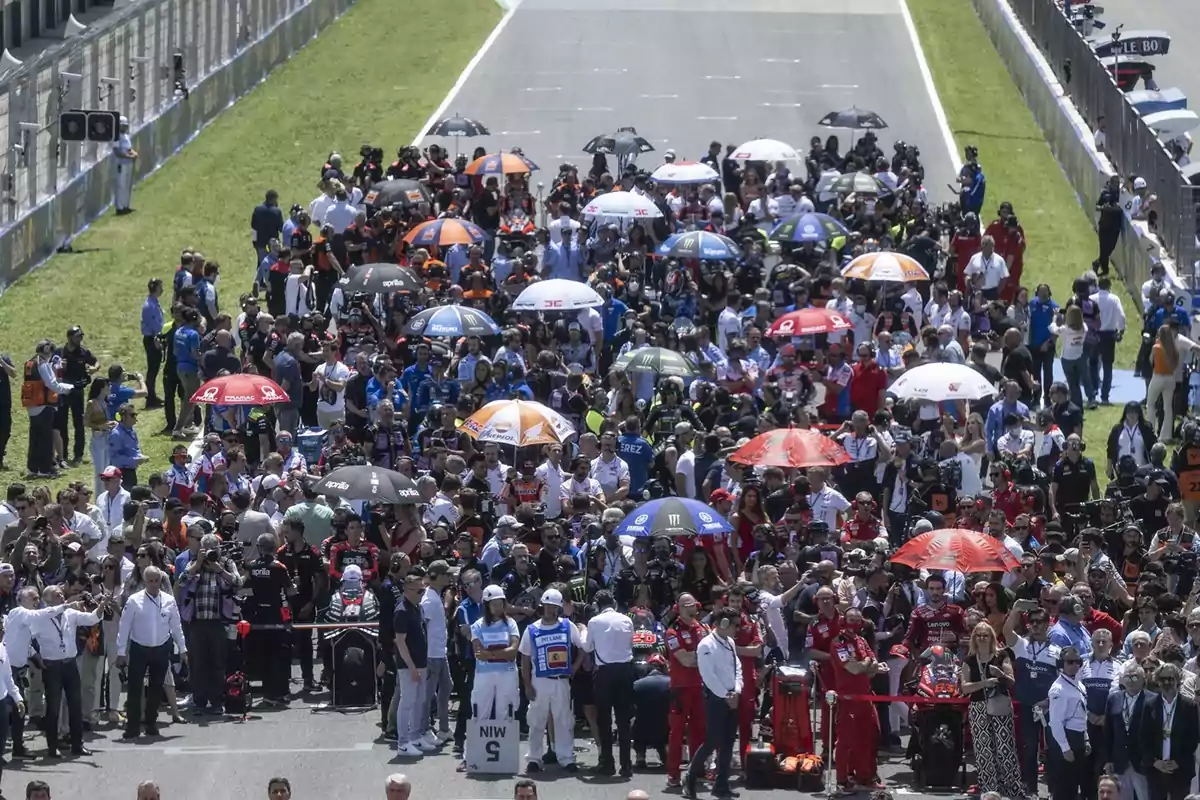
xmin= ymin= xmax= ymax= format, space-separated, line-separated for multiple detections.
xmin=482 ymin=584 xmax=506 ymax=603
xmin=540 ymin=588 xmax=564 ymax=607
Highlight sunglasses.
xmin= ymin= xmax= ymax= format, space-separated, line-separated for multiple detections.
xmin=1063 ymin=658 xmax=1081 ymax=665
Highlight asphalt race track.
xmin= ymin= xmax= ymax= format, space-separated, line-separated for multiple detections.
xmin=1096 ymin=0 xmax=1200 ymax=109
xmin=24 ymin=1 xmax=972 ymax=798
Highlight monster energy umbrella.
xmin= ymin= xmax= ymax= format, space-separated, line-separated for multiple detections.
xmin=615 ymin=497 xmax=735 ymax=538
xmin=612 ymin=347 xmax=696 ymax=377
xmin=402 ymin=304 xmax=501 ymax=338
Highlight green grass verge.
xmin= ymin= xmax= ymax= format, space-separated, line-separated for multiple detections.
xmin=908 ymin=0 xmax=1139 ymax=480
xmin=0 ymin=0 xmax=501 ymax=489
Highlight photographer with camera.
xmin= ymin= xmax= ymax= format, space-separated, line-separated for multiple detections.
xmin=179 ymin=531 xmax=242 ymax=715
xmin=1147 ymin=503 xmax=1200 ymax=596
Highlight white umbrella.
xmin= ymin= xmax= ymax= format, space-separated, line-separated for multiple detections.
xmin=731 ymin=138 xmax=802 ymax=163
xmin=581 ymin=191 xmax=663 ymax=219
xmin=512 ymin=279 xmax=604 ymax=311
xmin=1142 ymin=109 xmax=1200 ymax=137
xmin=650 ymin=160 xmax=719 ymax=185
xmin=888 ymin=363 xmax=998 ymax=402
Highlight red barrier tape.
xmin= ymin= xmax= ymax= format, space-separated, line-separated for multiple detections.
xmin=838 ymin=694 xmax=970 ymax=704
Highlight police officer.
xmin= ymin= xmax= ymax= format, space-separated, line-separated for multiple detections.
xmin=113 ymin=116 xmax=138 ymax=215
xmin=242 ymin=532 xmax=296 ymax=705
xmin=518 ymin=588 xmax=586 ymax=773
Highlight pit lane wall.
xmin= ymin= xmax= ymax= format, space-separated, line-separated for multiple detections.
xmin=0 ymin=0 xmax=357 ymax=292
xmin=965 ymin=0 xmax=1191 ymax=309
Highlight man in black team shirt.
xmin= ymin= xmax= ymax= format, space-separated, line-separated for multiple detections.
xmin=1001 ymin=328 xmax=1038 ymax=407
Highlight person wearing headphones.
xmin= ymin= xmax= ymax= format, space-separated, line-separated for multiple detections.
xmin=1048 ymin=645 xmax=1092 ymax=800
xmin=682 ymin=607 xmax=742 ymax=800
xmin=830 ymin=606 xmax=887 ymax=793
xmin=841 ymin=492 xmax=888 ymax=547
xmin=518 ymin=587 xmax=587 ymax=773
xmin=664 ymin=593 xmax=707 ymax=789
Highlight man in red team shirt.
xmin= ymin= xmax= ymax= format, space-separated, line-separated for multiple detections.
xmin=726 ymin=585 xmax=764 ymax=756
xmin=901 ymin=574 xmax=968 ymax=654
xmin=848 ymin=343 xmax=889 ymax=416
xmin=841 ymin=492 xmax=886 ymax=546
xmin=805 ymin=586 xmax=843 ymax=738
xmin=665 ymin=594 xmax=708 ymax=789
xmin=831 ymin=607 xmax=886 ymax=791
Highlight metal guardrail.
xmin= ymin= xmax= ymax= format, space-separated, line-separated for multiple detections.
xmin=1006 ymin=0 xmax=1199 ymax=274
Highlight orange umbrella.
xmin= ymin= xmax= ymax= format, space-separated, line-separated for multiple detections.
xmin=841 ymin=252 xmax=929 ymax=282
xmin=463 ymin=152 xmax=539 ymax=176
xmin=890 ymin=528 xmax=1021 ymax=573
xmin=403 ymin=218 xmax=487 ymax=247
xmin=459 ymin=399 xmax=574 ymax=447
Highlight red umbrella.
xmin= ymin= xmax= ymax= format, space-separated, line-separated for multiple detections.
xmin=190 ymin=374 xmax=290 ymax=406
xmin=890 ymin=529 xmax=1021 ymax=573
xmin=765 ymin=307 xmax=853 ymax=338
xmin=728 ymin=428 xmax=850 ymax=469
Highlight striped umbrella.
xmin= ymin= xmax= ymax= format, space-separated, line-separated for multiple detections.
xmin=459 ymin=400 xmax=575 ymax=447
xmin=464 ymin=152 xmax=539 ymax=176
xmin=612 ymin=347 xmax=696 ymax=377
xmin=403 ymin=305 xmax=501 ymax=338
xmin=769 ymin=213 xmax=850 ymax=244
xmin=403 ymin=218 xmax=487 ymax=247
xmin=656 ymin=231 xmax=742 ymax=261
xmin=841 ymin=251 xmax=929 ymax=283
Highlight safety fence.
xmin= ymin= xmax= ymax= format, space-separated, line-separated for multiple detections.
xmin=1003 ymin=0 xmax=1199 ymax=279
xmin=0 ymin=0 xmax=358 ymax=291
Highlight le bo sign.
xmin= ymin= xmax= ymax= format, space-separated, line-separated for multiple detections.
xmin=1093 ymin=33 xmax=1170 ymax=58
xmin=464 ymin=719 xmax=520 ymax=774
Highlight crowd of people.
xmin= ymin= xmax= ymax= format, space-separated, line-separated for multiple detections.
xmin=0 ymin=126 xmax=1197 ymax=800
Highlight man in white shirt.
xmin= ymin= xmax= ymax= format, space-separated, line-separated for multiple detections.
xmin=685 ymin=607 xmax=743 ymax=798
xmin=535 ymin=446 xmax=567 ymax=520
xmin=311 ymin=342 xmax=351 ymax=429
xmin=825 ymin=280 xmax=854 ymax=347
xmin=323 ymin=189 xmax=357 ymax=234
xmin=547 ymin=207 xmax=581 ymax=245
xmin=308 ymin=182 xmax=335 ymax=227
xmin=1091 ymin=276 xmax=1127 ymax=405
xmin=808 ymin=467 xmax=851 ymax=530
xmin=115 ymin=565 xmax=186 ymax=739
xmin=672 ymin=424 xmax=697 ymax=500
xmin=59 ymin=494 xmax=106 ymax=562
xmin=964 ymin=235 xmax=1010 ymax=300
xmin=1047 ymin=646 xmax=1091 ymax=795
xmin=717 ymin=295 xmax=744 ymax=353
xmin=33 ymin=585 xmax=107 ymax=756
xmin=420 ymin=561 xmax=454 ymax=748
xmin=96 ymin=470 xmax=131 ymax=538
xmin=589 ymin=436 xmax=631 ymax=505
xmin=588 ymin=590 xmax=635 ymax=776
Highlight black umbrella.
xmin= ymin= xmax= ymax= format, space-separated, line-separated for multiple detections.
xmin=311 ymin=465 xmax=421 ymax=504
xmin=582 ymin=127 xmax=655 ymax=168
xmin=363 ymin=179 xmax=433 ymax=211
xmin=426 ymin=114 xmax=490 ymax=138
xmin=343 ymin=263 xmax=423 ymax=294
xmin=818 ymin=107 xmax=889 ymax=130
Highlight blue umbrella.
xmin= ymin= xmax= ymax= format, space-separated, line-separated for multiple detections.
xmin=615 ymin=498 xmax=735 ymax=538
xmin=769 ymin=212 xmax=850 ymax=244
xmin=403 ymin=304 xmax=501 ymax=338
xmin=656 ymin=231 xmax=742 ymax=261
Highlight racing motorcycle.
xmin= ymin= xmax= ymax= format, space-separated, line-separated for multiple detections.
xmin=498 ymin=208 xmax=537 ymax=255
xmin=905 ymin=645 xmax=966 ymax=790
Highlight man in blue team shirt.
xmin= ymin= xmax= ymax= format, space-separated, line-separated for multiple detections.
xmin=108 ymin=405 xmax=149 ymax=488
xmin=141 ymin=279 xmax=164 ymax=408
xmin=985 ymin=380 xmax=1030 ymax=457
xmin=618 ymin=416 xmax=654 ymax=496
xmin=105 ymin=364 xmax=147 ymax=420
xmin=452 ymin=568 xmax=485 ymax=755
xmin=401 ymin=343 xmax=434 ymax=424
xmin=172 ymin=308 xmax=203 ymax=439
xmin=1004 ymin=602 xmax=1060 ymax=796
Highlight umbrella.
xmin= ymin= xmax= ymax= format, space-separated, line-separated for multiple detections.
xmin=650 ymin=160 xmax=719 ymax=185
xmin=614 ymin=498 xmax=735 ymax=538
xmin=464 ymin=152 xmax=539 ymax=176
xmin=582 ymin=128 xmax=655 ymax=159
xmin=888 ymin=363 xmax=998 ymax=402
xmin=459 ymin=399 xmax=575 ymax=447
xmin=656 ymin=231 xmax=742 ymax=261
xmin=403 ymin=218 xmax=487 ymax=247
xmin=426 ymin=114 xmax=490 ymax=138
xmin=765 ymin=307 xmax=853 ymax=338
xmin=612 ymin=347 xmax=697 ymax=377
xmin=728 ymin=428 xmax=850 ymax=469
xmin=581 ymin=191 xmax=663 ymax=219
xmin=842 ymin=252 xmax=929 ymax=283
xmin=830 ymin=172 xmax=889 ymax=196
xmin=769 ymin=213 xmax=850 ymax=245
xmin=363 ymin=179 xmax=433 ymax=211
xmin=891 ymin=528 xmax=1021 ymax=573
xmin=403 ymin=305 xmax=500 ymax=338
xmin=512 ymin=279 xmax=604 ymax=311
xmin=731 ymin=138 xmax=802 ymax=163
xmin=343 ymin=263 xmax=423 ymax=294
xmin=818 ymin=107 xmax=889 ymax=130
xmin=191 ymin=374 xmax=290 ymax=406
xmin=311 ymin=465 xmax=421 ymax=505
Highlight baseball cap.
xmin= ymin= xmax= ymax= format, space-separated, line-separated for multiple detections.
xmin=100 ymin=466 xmax=122 ymax=479
xmin=496 ymin=515 xmax=524 ymax=530
xmin=67 ymin=325 xmax=84 ymax=337
xmin=164 ymin=498 xmax=184 ymax=511
xmin=65 ymin=542 xmax=84 ymax=556
xmin=0 ymin=563 xmax=14 ymax=577
xmin=911 ymin=519 xmax=935 ymax=535
xmin=1133 ymin=176 xmax=1147 ymax=190
xmin=540 ymin=588 xmax=564 ymax=607
xmin=482 ymin=584 xmax=506 ymax=603
xmin=428 ymin=560 xmax=451 ymax=577
xmin=710 ymin=488 xmax=734 ymax=504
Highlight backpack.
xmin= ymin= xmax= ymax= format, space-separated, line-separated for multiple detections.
xmin=224 ymin=671 xmax=251 ymax=714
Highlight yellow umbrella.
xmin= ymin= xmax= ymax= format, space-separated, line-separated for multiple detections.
xmin=459 ymin=400 xmax=575 ymax=447
xmin=841 ymin=251 xmax=929 ymax=283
